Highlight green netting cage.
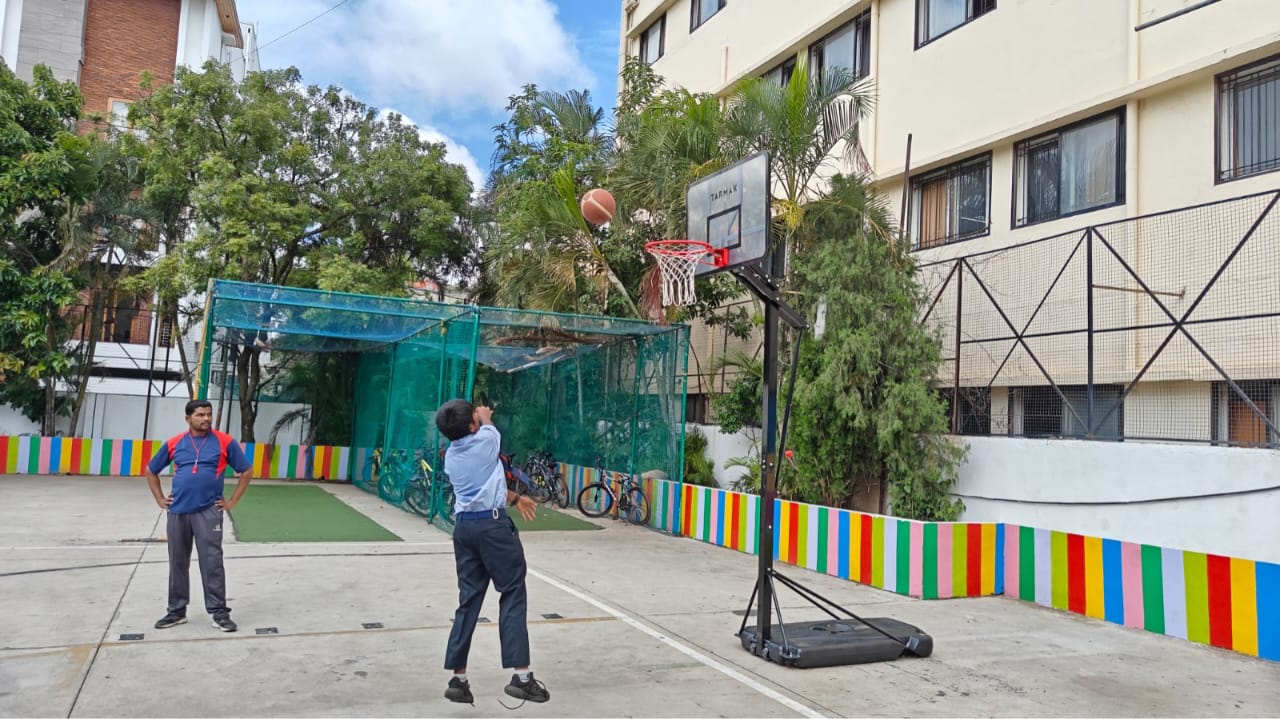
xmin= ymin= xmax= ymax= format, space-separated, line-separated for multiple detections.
xmin=194 ymin=280 xmax=689 ymax=526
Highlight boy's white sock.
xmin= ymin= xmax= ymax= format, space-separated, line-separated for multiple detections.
xmin=516 ymin=670 xmax=531 ymax=682
xmin=453 ymin=673 xmax=468 ymax=683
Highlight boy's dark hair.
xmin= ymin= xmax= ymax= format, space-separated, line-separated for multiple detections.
xmin=185 ymin=399 xmax=213 ymax=417
xmin=435 ymin=399 xmax=475 ymax=441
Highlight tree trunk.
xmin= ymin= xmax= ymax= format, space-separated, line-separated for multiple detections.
xmin=43 ymin=320 xmax=58 ymax=435
xmin=175 ymin=305 xmax=194 ymax=398
xmin=236 ymin=347 xmax=257 ymax=441
xmin=68 ymin=299 xmax=103 ymax=436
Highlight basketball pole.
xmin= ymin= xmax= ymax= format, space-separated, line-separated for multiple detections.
xmin=731 ymin=242 xmax=807 ymax=656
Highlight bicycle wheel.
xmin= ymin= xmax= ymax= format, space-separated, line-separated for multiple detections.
xmin=527 ymin=469 xmax=553 ymax=504
xmin=404 ymin=479 xmax=430 ymax=517
xmin=551 ymin=473 xmax=569 ymax=509
xmin=437 ymin=483 xmax=456 ymax=527
xmin=378 ymin=464 xmax=406 ymax=503
xmin=621 ymin=488 xmax=650 ymax=525
xmin=576 ymin=482 xmax=613 ymax=517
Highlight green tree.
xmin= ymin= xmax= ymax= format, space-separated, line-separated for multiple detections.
xmin=787 ymin=176 xmax=964 ymax=519
xmin=0 ymin=62 xmax=93 ymax=431
xmin=127 ymin=63 xmax=475 ymax=440
xmin=483 ymin=85 xmax=644 ymax=318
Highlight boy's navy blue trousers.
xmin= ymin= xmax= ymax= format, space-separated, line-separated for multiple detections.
xmin=444 ymin=511 xmax=531 ymax=669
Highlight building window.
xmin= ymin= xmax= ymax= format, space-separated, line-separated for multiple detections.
xmin=690 ymin=0 xmax=725 ymax=32
xmin=942 ymin=387 xmax=992 ymax=435
xmin=1211 ymin=381 xmax=1279 ymax=447
xmin=1010 ymin=385 xmax=1123 ymax=440
xmin=763 ymin=55 xmax=797 ymax=87
xmin=1014 ymin=109 xmax=1124 ymax=228
xmin=109 ymin=99 xmax=131 ymax=131
xmin=640 ymin=15 xmax=665 ymax=64
xmin=916 ymin=0 xmax=995 ymax=47
xmin=1217 ymin=56 xmax=1280 ymax=182
xmin=810 ymin=11 xmax=871 ymax=83
xmin=910 ymin=153 xmax=990 ymax=249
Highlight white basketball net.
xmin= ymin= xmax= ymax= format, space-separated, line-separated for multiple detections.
xmin=647 ymin=241 xmax=709 ymax=307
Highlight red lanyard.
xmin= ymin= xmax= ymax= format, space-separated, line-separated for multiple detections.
xmin=188 ymin=432 xmax=212 ymax=474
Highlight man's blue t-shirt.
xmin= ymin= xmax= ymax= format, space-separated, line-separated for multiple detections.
xmin=444 ymin=424 xmax=506 ymax=514
xmin=148 ymin=431 xmax=251 ymax=514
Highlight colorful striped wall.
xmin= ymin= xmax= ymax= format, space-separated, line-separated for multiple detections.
xmin=0 ymin=435 xmax=352 ymax=481
xmin=670 ymin=482 xmax=1002 ymax=599
xmin=1003 ymin=525 xmax=1279 ymax=661
xmin=558 ymin=464 xmax=1278 ymax=663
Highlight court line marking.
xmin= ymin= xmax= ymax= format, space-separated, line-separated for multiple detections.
xmin=528 ymin=567 xmax=826 ymax=719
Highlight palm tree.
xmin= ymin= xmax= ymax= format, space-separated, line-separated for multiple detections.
xmin=720 ymin=57 xmax=874 ymax=257
xmin=484 ymin=87 xmax=641 ymax=318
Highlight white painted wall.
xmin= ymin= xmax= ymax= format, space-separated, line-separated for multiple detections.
xmin=955 ymin=436 xmax=1280 ymax=563
xmin=0 ymin=402 xmax=42 ymax=436
xmin=688 ymin=422 xmax=758 ymax=488
xmin=3 ymin=394 xmax=307 ymax=443
xmin=0 ymin=0 xmax=24 ymax=69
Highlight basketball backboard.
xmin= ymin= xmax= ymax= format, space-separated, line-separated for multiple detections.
xmin=687 ymin=151 xmax=770 ymax=276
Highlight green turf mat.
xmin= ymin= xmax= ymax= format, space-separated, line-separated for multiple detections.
xmin=226 ymin=484 xmax=401 ymax=542
xmin=507 ymin=504 xmax=602 ymax=531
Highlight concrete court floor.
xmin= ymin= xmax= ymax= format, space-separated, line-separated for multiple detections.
xmin=1 ymin=475 xmax=1277 ymax=718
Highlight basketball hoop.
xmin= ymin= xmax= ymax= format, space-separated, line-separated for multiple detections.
xmin=645 ymin=240 xmax=726 ymax=307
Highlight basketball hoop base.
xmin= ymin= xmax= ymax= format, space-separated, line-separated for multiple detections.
xmin=645 ymin=239 xmax=725 ymax=307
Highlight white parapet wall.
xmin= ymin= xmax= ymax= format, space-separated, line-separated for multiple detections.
xmin=687 ymin=422 xmax=759 ymax=489
xmin=955 ymin=436 xmax=1280 ymax=564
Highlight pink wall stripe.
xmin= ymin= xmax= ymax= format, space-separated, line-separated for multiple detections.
xmin=937 ymin=523 xmax=954 ymax=599
xmin=709 ymin=490 xmax=721 ymax=544
xmin=1121 ymin=541 xmax=1145 ymax=629
xmin=1006 ymin=524 xmax=1021 ymax=599
xmin=39 ymin=437 xmax=52 ymax=473
xmin=910 ymin=521 xmax=925 ymax=597
xmin=826 ymin=510 xmax=841 ymax=576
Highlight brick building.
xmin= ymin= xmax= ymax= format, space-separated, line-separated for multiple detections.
xmin=0 ymin=0 xmax=259 ymax=433
xmin=1 ymin=0 xmax=259 ymax=128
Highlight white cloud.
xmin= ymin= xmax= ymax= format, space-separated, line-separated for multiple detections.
xmin=241 ymin=0 xmax=592 ymax=110
xmin=379 ymin=109 xmax=484 ymax=191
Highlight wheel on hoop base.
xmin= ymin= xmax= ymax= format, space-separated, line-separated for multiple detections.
xmin=644 ymin=239 xmax=727 ymax=307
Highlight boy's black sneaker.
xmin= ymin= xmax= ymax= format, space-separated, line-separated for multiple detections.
xmin=504 ymin=673 xmax=550 ymax=703
xmin=154 ymin=613 xmax=186 ymax=629
xmin=445 ymin=676 xmax=474 ymax=704
xmin=212 ymin=614 xmax=237 ymax=632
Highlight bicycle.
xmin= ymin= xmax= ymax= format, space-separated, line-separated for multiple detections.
xmin=357 ymin=447 xmax=382 ymax=492
xmin=377 ymin=448 xmax=413 ymax=504
xmin=522 ymin=449 xmax=568 ymax=509
xmin=501 ymin=452 xmax=552 ymax=504
xmin=576 ymin=457 xmax=650 ymax=525
xmin=405 ymin=447 xmax=455 ymax=527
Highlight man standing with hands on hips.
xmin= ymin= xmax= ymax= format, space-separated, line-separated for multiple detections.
xmin=145 ymin=400 xmax=253 ymax=632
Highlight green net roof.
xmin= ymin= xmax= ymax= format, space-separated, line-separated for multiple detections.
xmin=207 ymin=280 xmax=677 ymax=372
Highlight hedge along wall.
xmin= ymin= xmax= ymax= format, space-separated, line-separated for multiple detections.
xmin=558 ymin=469 xmax=1278 ymax=663
xmin=0 ymin=436 xmax=353 ymax=481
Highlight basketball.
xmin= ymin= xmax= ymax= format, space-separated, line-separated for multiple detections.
xmin=580 ymin=188 xmax=615 ymax=226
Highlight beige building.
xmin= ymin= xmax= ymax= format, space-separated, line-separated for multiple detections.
xmin=620 ymin=0 xmax=1280 ymax=447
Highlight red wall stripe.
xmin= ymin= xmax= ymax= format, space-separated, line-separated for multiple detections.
xmin=785 ymin=503 xmax=799 ymax=565
xmin=69 ymin=438 xmax=82 ymax=473
xmin=1068 ymin=533 xmax=1086 ymax=614
xmin=967 ymin=523 xmax=982 ymax=597
xmin=859 ymin=514 xmax=873 ymax=585
xmin=1206 ymin=554 xmax=1233 ymax=649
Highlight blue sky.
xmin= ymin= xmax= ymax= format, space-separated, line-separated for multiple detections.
xmin=236 ymin=0 xmax=622 ymax=190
